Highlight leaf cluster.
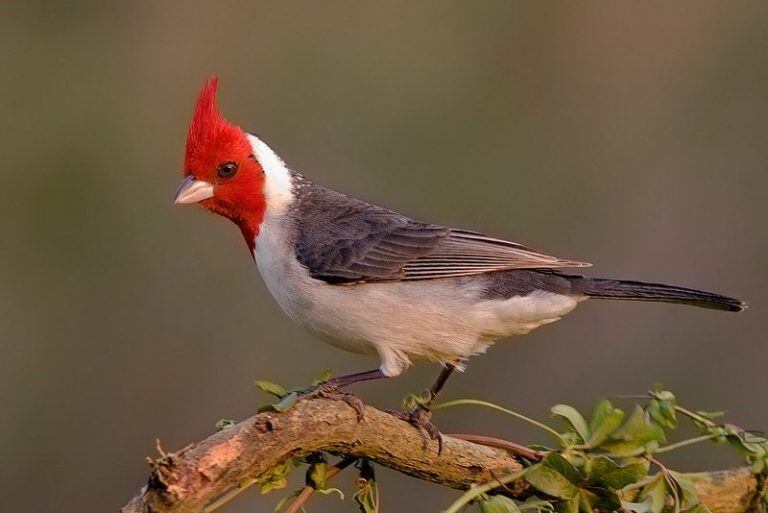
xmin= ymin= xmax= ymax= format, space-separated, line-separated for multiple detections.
xmin=449 ymin=388 xmax=767 ymax=513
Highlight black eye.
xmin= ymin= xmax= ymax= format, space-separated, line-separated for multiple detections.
xmin=217 ymin=162 xmax=238 ymax=179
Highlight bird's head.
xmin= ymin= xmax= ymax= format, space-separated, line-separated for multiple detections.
xmin=174 ymin=77 xmax=267 ymax=247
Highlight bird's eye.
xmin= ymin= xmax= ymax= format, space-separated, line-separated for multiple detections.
xmin=217 ymin=162 xmax=238 ymax=180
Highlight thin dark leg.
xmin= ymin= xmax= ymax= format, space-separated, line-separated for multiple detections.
xmin=323 ymin=369 xmax=387 ymax=389
xmin=423 ymin=364 xmax=456 ymax=406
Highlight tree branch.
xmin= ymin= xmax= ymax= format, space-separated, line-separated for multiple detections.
xmin=120 ymin=397 xmax=760 ymax=513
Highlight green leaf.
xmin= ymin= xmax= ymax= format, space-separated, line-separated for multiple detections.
xmin=649 ymin=395 xmax=678 ymax=430
xmin=306 ymin=455 xmax=329 ymax=489
xmin=402 ymin=391 xmax=431 ymax=410
xmin=480 ymin=495 xmax=522 ymax=513
xmin=614 ymin=406 xmax=666 ymax=443
xmin=551 ymin=404 xmax=591 ymax=443
xmin=312 ymin=370 xmax=332 ymax=386
xmin=555 ymin=496 xmax=579 ymax=513
xmin=589 ymin=400 xmax=615 ymax=433
xmin=273 ymin=392 xmax=298 ymax=412
xmin=577 ymin=488 xmax=599 ymax=513
xmin=354 ymin=460 xmax=379 ymax=513
xmin=260 ymin=460 xmax=294 ymax=494
xmin=622 ymin=498 xmax=653 ymax=513
xmin=599 ymin=441 xmax=651 ymax=457
xmin=637 ymin=474 xmax=669 ymax=513
xmin=542 ymin=452 xmax=583 ymax=485
xmin=588 ymin=456 xmax=650 ymax=489
xmin=668 ymin=471 xmax=701 ymax=508
xmin=519 ymin=497 xmax=555 ymax=513
xmin=255 ymin=380 xmax=287 ymax=398
xmin=587 ymin=401 xmax=625 ymax=448
xmin=315 ymin=487 xmax=345 ymax=499
xmin=695 ymin=410 xmax=724 ymax=421
xmin=600 ymin=405 xmax=665 ymax=455
xmin=215 ymin=418 xmax=236 ymax=431
xmin=524 ymin=463 xmax=579 ymax=500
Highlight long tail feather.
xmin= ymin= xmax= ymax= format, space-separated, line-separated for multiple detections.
xmin=577 ymin=277 xmax=746 ymax=312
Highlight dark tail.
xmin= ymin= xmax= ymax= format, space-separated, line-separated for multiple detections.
xmin=577 ymin=277 xmax=746 ymax=312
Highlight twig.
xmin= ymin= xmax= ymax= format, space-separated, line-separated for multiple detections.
xmin=434 ymin=399 xmax=568 ymax=446
xmin=448 ymin=433 xmax=545 ymax=461
xmin=283 ymin=457 xmax=356 ymax=513
xmin=202 ymin=478 xmax=258 ymax=513
xmin=655 ymin=434 xmax=719 ymax=454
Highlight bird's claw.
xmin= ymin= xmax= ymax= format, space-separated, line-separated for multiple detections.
xmin=389 ymin=405 xmax=444 ymax=454
xmin=298 ymin=382 xmax=366 ymax=422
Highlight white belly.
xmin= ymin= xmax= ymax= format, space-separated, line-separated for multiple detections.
xmin=253 ymin=214 xmax=580 ymax=377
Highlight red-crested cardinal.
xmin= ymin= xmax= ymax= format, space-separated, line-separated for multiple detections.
xmin=174 ymin=78 xmax=744 ymax=442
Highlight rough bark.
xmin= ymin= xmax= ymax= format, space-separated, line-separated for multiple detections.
xmin=120 ymin=397 xmax=760 ymax=513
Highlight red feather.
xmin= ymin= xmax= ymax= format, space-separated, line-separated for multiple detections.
xmin=182 ymin=77 xmax=267 ymax=251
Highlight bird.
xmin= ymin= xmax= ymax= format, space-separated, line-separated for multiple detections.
xmin=174 ymin=77 xmax=745 ymax=445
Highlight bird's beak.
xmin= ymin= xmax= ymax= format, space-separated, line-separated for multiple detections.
xmin=173 ymin=175 xmax=214 ymax=204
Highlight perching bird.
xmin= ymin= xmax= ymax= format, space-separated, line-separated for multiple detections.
xmin=174 ymin=77 xmax=744 ymax=443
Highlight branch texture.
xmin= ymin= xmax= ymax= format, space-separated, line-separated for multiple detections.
xmin=120 ymin=397 xmax=759 ymax=513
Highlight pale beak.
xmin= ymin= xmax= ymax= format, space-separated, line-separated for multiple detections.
xmin=173 ymin=175 xmax=215 ymax=204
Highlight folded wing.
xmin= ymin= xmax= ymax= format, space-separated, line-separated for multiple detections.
xmin=293 ymin=188 xmax=589 ymax=284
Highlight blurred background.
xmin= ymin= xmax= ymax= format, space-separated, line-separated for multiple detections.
xmin=1 ymin=1 xmax=766 ymax=512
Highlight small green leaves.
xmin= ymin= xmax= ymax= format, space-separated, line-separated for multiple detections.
xmin=523 ymin=453 xmax=622 ymax=513
xmin=305 ymin=453 xmax=329 ymax=489
xmin=479 ymin=495 xmax=522 ymax=513
xmin=586 ymin=400 xmax=626 ymax=448
xmin=621 ymin=498 xmax=654 ymax=513
xmin=312 ymin=369 xmax=333 ymax=386
xmin=260 ymin=459 xmax=295 ymax=494
xmin=254 ymin=379 xmax=287 ymax=398
xmin=254 ymin=377 xmax=299 ymax=413
xmin=525 ymin=454 xmax=581 ymax=500
xmin=353 ymin=460 xmax=379 ymax=513
xmin=551 ymin=405 xmax=590 ymax=443
xmin=258 ymin=392 xmax=299 ymax=413
xmin=273 ymin=392 xmax=298 ymax=412
xmin=600 ymin=406 xmax=666 ymax=456
xmin=695 ymin=410 xmax=725 ymax=421
xmin=215 ymin=418 xmax=236 ymax=431
xmin=636 ymin=473 xmax=669 ymax=513
xmin=519 ymin=497 xmax=555 ymax=513
xmin=402 ymin=391 xmax=432 ymax=410
xmin=648 ymin=391 xmax=678 ymax=429
xmin=587 ymin=456 xmax=649 ymax=489
xmin=449 ymin=388 xmax=766 ymax=513
xmin=628 ymin=468 xmax=711 ymax=513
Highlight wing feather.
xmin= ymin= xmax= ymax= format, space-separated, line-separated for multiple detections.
xmin=292 ymin=182 xmax=589 ymax=284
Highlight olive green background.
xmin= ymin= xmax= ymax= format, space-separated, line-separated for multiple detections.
xmin=1 ymin=2 xmax=766 ymax=512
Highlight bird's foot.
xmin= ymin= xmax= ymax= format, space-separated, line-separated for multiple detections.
xmin=389 ymin=404 xmax=444 ymax=454
xmin=298 ymin=382 xmax=366 ymax=422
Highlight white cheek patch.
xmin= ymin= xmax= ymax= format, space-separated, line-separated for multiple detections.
xmin=247 ymin=134 xmax=294 ymax=214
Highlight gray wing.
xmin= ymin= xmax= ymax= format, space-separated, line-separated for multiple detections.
xmin=292 ymin=183 xmax=590 ymax=284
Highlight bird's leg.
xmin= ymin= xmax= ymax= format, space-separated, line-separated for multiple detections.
xmin=396 ymin=363 xmax=457 ymax=454
xmin=300 ymin=368 xmax=388 ymax=421
xmin=320 ymin=369 xmax=388 ymax=389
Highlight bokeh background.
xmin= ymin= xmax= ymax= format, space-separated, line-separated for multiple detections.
xmin=1 ymin=2 xmax=766 ymax=512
